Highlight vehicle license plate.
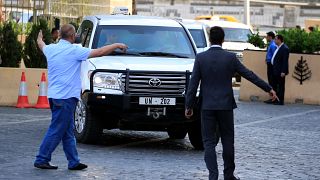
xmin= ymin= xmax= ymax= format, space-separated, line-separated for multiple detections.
xmin=139 ymin=97 xmax=176 ymax=105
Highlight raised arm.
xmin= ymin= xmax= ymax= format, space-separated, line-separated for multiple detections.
xmin=37 ymin=30 xmax=46 ymax=51
xmin=89 ymin=43 xmax=128 ymax=58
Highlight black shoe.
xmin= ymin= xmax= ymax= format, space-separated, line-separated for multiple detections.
xmin=68 ymin=163 xmax=88 ymax=170
xmin=225 ymin=175 xmax=240 ymax=180
xmin=264 ymin=99 xmax=274 ymax=104
xmin=34 ymin=163 xmax=58 ymax=169
xmin=273 ymin=101 xmax=284 ymax=105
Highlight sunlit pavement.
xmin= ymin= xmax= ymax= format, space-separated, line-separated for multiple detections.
xmin=0 ymin=91 xmax=319 ymax=180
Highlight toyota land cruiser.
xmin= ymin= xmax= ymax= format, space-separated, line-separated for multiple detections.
xmin=75 ymin=15 xmax=203 ymax=149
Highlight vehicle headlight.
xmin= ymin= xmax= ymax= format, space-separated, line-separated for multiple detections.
xmin=92 ymin=72 xmax=122 ymax=90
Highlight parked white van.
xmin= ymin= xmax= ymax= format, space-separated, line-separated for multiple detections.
xmin=179 ymin=19 xmax=210 ymax=53
xmin=199 ymin=20 xmax=259 ymax=61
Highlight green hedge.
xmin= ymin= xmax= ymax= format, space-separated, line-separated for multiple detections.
xmin=23 ymin=19 xmax=52 ymax=68
xmin=0 ymin=21 xmax=23 ymax=67
xmin=247 ymin=30 xmax=266 ymax=49
xmin=276 ymin=28 xmax=320 ymax=54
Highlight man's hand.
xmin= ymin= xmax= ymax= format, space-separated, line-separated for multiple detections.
xmin=281 ymin=73 xmax=286 ymax=78
xmin=114 ymin=43 xmax=128 ymax=53
xmin=37 ymin=30 xmax=45 ymax=51
xmin=269 ymin=89 xmax=279 ymax=102
xmin=38 ymin=30 xmax=43 ymax=40
xmin=185 ymin=108 xmax=193 ymax=119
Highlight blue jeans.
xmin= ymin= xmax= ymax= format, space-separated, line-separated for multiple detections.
xmin=35 ymin=98 xmax=80 ymax=168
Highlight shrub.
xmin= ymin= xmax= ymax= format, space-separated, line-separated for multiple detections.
xmin=23 ymin=19 xmax=52 ymax=68
xmin=276 ymin=29 xmax=308 ymax=53
xmin=0 ymin=21 xmax=23 ymax=67
xmin=247 ymin=30 xmax=266 ymax=49
xmin=276 ymin=28 xmax=320 ymax=54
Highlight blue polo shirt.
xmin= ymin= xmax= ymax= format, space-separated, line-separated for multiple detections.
xmin=43 ymin=39 xmax=92 ymax=99
xmin=266 ymin=40 xmax=277 ymax=63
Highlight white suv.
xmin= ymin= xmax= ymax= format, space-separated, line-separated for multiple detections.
xmin=179 ymin=19 xmax=210 ymax=53
xmin=75 ymin=15 xmax=203 ymax=149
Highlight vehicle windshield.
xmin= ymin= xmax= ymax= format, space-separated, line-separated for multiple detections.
xmin=93 ymin=25 xmax=195 ymax=58
xmin=188 ymin=29 xmax=207 ymax=48
xmin=223 ymin=28 xmax=252 ymax=42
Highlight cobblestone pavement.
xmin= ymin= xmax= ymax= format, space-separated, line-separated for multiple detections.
xmin=0 ymin=95 xmax=319 ymax=180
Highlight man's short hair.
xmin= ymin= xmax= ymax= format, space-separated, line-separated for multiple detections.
xmin=51 ymin=27 xmax=59 ymax=34
xmin=266 ymin=31 xmax=275 ymax=39
xmin=60 ymin=24 xmax=75 ymax=39
xmin=209 ymin=26 xmax=225 ymax=45
xmin=276 ymin=34 xmax=284 ymax=42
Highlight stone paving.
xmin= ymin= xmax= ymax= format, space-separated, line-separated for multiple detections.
xmin=0 ymin=97 xmax=319 ymax=180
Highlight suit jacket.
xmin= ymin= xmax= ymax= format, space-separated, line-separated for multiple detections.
xmin=272 ymin=44 xmax=289 ymax=76
xmin=185 ymin=47 xmax=272 ymax=110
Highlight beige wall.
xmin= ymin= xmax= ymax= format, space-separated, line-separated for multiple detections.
xmin=239 ymin=50 xmax=320 ymax=105
xmin=109 ymin=0 xmax=133 ymax=14
xmin=0 ymin=68 xmax=47 ymax=106
xmin=305 ymin=19 xmax=320 ymax=32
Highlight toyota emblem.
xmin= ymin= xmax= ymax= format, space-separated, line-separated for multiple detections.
xmin=148 ymin=78 xmax=161 ymax=87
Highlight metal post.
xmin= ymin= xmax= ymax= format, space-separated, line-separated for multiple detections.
xmin=244 ymin=0 xmax=250 ymax=26
xmin=33 ymin=0 xmax=37 ymax=24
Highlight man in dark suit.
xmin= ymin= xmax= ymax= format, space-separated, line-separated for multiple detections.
xmin=185 ymin=26 xmax=277 ymax=180
xmin=270 ymin=34 xmax=289 ymax=105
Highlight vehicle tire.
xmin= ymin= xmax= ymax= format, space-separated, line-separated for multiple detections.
xmin=167 ymin=128 xmax=187 ymax=139
xmin=74 ymin=98 xmax=103 ymax=144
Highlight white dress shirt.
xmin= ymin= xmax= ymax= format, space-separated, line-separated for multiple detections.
xmin=211 ymin=45 xmax=222 ymax=48
xmin=271 ymin=43 xmax=284 ymax=65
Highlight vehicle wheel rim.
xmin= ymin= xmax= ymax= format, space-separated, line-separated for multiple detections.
xmin=74 ymin=100 xmax=86 ymax=134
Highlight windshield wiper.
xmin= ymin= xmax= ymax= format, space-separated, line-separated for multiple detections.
xmin=110 ymin=51 xmax=143 ymax=56
xmin=139 ymin=52 xmax=189 ymax=58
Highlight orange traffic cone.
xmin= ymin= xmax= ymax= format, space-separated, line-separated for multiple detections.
xmin=34 ymin=72 xmax=50 ymax=109
xmin=16 ymin=72 xmax=32 ymax=108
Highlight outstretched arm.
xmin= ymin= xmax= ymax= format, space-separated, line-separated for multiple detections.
xmin=89 ymin=43 xmax=127 ymax=58
xmin=234 ymin=56 xmax=278 ymax=101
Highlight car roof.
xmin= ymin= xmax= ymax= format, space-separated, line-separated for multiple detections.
xmin=86 ymin=15 xmax=183 ymax=27
xmin=198 ymin=20 xmax=251 ymax=29
xmin=180 ymin=19 xmax=206 ymax=30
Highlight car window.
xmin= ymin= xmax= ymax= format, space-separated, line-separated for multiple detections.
xmin=93 ymin=25 xmax=195 ymax=58
xmin=189 ymin=29 xmax=207 ymax=48
xmin=78 ymin=20 xmax=94 ymax=47
xmin=223 ymin=28 xmax=252 ymax=42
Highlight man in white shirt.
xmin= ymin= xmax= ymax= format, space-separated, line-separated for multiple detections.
xmin=270 ymin=34 xmax=290 ymax=105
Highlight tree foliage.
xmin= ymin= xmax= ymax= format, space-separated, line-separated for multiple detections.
xmin=23 ymin=19 xmax=52 ymax=68
xmin=277 ymin=28 xmax=320 ymax=54
xmin=247 ymin=30 xmax=266 ymax=49
xmin=0 ymin=21 xmax=23 ymax=67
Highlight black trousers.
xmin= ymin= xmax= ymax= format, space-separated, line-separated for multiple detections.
xmin=267 ymin=62 xmax=273 ymax=85
xmin=271 ymin=75 xmax=286 ymax=103
xmin=201 ymin=110 xmax=235 ymax=180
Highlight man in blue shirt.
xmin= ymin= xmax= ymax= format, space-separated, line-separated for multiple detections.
xmin=264 ymin=31 xmax=277 ymax=104
xmin=34 ymin=24 xmax=127 ymax=170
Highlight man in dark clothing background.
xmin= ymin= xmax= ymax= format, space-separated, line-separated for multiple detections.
xmin=270 ymin=34 xmax=290 ymax=105
xmin=264 ymin=31 xmax=277 ymax=104
xmin=185 ymin=26 xmax=277 ymax=180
